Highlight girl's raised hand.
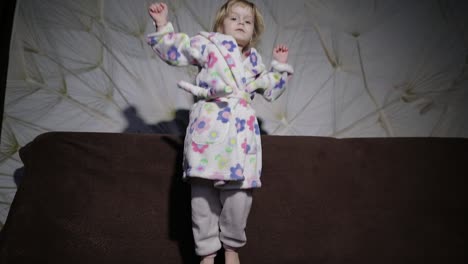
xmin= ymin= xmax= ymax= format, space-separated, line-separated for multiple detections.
xmin=273 ymin=44 xmax=289 ymax=63
xmin=148 ymin=2 xmax=168 ymax=27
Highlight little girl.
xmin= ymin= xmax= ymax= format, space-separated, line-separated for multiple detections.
xmin=147 ymin=1 xmax=293 ymax=263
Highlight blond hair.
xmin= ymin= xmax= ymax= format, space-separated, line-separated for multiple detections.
xmin=212 ymin=0 xmax=264 ymax=51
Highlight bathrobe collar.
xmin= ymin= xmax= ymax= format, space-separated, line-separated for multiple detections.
xmin=198 ymin=32 xmax=264 ymax=90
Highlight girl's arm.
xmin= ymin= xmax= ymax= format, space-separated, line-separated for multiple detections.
xmin=148 ymin=2 xmax=168 ymax=29
xmin=147 ymin=3 xmax=204 ymax=66
xmin=247 ymin=45 xmax=293 ymax=102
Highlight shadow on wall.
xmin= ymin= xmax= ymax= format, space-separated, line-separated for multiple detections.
xmin=13 ymin=167 xmax=24 ymax=187
xmin=121 ymin=105 xmax=268 ymax=135
xmin=122 ymin=106 xmax=190 ymax=135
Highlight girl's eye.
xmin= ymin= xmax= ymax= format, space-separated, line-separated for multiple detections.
xmin=230 ymin=17 xmax=237 ymax=21
xmin=246 ymin=21 xmax=252 ymax=24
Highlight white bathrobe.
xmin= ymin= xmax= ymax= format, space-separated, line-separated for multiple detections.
xmin=147 ymin=22 xmax=293 ymax=189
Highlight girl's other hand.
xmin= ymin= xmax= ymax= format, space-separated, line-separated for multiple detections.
xmin=273 ymin=44 xmax=289 ymax=63
xmin=149 ymin=2 xmax=168 ymax=27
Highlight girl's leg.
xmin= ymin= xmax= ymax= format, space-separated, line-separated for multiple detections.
xmin=191 ymin=178 xmax=223 ymax=259
xmin=219 ymin=189 xmax=253 ymax=263
xmin=200 ymin=253 xmax=216 ymax=264
xmin=224 ymin=246 xmax=240 ymax=264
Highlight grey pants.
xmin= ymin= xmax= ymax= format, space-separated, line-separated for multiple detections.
xmin=191 ymin=179 xmax=253 ymax=256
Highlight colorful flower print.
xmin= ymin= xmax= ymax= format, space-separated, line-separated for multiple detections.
xmin=251 ymin=180 xmax=259 ymax=188
xmin=242 ymin=77 xmax=247 ymax=84
xmin=239 ymin=99 xmax=248 ymax=108
xmin=208 ymin=52 xmax=218 ymax=68
xmin=250 ymin=52 xmax=258 ymax=67
xmin=242 ymin=93 xmax=251 ymax=101
xmin=222 ymin=40 xmax=237 ymax=52
xmin=167 ymin=32 xmax=175 ymax=40
xmin=224 ymin=54 xmax=236 ymax=68
xmin=225 ymin=146 xmax=233 ymax=153
xmin=208 ymin=88 xmax=216 ymax=98
xmin=190 ymin=38 xmax=199 ymax=46
xmin=226 ymin=138 xmax=236 ymax=153
xmin=194 ymin=158 xmax=208 ymax=173
xmin=210 ymin=79 xmax=218 ymax=89
xmin=247 ymin=115 xmax=256 ymax=131
xmin=208 ymin=131 xmax=220 ymax=141
xmin=192 ymin=142 xmax=209 ymax=153
xmin=254 ymin=123 xmax=260 ymax=135
xmin=242 ymin=138 xmax=251 ymax=154
xmin=216 ymin=155 xmax=229 ymax=170
xmin=217 ymin=107 xmax=231 ymax=123
xmin=194 ymin=117 xmax=211 ymax=134
xmin=201 ymin=45 xmax=206 ymax=55
xmin=230 ymin=164 xmax=244 ymax=180
xmin=203 ymin=103 xmax=215 ymax=114
xmin=224 ymin=68 xmax=234 ymax=81
xmin=235 ymin=118 xmax=246 ymax=133
xmin=195 ymin=164 xmax=206 ymax=173
xmin=147 ymin=36 xmax=157 ymax=46
xmin=199 ymin=81 xmax=209 ymax=89
xmin=211 ymin=71 xmax=221 ymax=78
xmin=228 ymin=137 xmax=237 ymax=146
xmin=167 ymin=46 xmax=181 ymax=62
xmin=274 ymin=78 xmax=285 ymax=89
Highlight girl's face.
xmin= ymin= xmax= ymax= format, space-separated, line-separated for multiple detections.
xmin=222 ymin=4 xmax=254 ymax=48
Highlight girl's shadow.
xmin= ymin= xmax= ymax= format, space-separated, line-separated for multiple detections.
xmin=162 ymin=135 xmax=225 ymax=264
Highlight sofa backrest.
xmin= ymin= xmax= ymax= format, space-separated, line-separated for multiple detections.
xmin=1 ymin=132 xmax=467 ymax=263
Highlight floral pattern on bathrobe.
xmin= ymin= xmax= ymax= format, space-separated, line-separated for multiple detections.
xmin=147 ymin=22 xmax=293 ymax=189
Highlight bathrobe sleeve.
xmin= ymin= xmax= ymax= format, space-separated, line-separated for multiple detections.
xmin=147 ymin=22 xmax=205 ymax=67
xmin=247 ymin=59 xmax=294 ymax=102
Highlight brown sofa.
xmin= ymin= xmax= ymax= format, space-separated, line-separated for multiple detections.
xmin=0 ymin=132 xmax=467 ymax=263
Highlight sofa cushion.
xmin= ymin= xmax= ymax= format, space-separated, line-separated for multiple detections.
xmin=0 ymin=132 xmax=467 ymax=263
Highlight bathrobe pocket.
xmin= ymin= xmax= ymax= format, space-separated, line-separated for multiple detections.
xmin=191 ymin=101 xmax=232 ymax=145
